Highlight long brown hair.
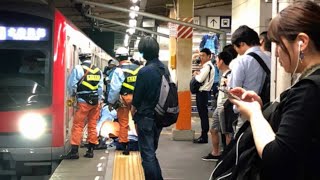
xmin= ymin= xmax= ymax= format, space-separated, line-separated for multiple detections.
xmin=268 ymin=1 xmax=320 ymax=59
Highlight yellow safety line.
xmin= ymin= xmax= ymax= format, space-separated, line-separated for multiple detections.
xmin=112 ymin=151 xmax=145 ymax=180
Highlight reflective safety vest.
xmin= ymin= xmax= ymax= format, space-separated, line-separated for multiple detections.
xmin=120 ymin=64 xmax=141 ymax=95
xmin=77 ymin=63 xmax=101 ymax=92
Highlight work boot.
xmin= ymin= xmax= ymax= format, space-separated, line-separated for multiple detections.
xmin=61 ymin=145 xmax=79 ymax=159
xmin=122 ymin=142 xmax=130 ymax=155
xmin=84 ymin=143 xmax=95 ymax=158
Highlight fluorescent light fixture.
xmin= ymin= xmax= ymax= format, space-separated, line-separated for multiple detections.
xmin=129 ymin=19 xmax=137 ymax=27
xmin=130 ymin=5 xmax=140 ymax=12
xmin=124 ymin=39 xmax=129 ymax=47
xmin=130 ymin=0 xmax=139 ymax=3
xmin=125 ymin=34 xmax=130 ymax=41
xmin=126 ymin=28 xmax=135 ymax=35
xmin=129 ymin=12 xmax=137 ymax=19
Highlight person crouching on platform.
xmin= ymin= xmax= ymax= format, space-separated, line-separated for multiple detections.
xmin=62 ymin=53 xmax=103 ymax=159
xmin=107 ymin=47 xmax=141 ymax=155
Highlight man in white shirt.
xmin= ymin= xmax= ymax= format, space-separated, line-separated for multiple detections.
xmin=202 ymin=51 xmax=233 ymax=161
xmin=193 ymin=48 xmax=215 ymax=144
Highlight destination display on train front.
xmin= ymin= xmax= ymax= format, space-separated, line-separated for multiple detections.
xmin=0 ymin=26 xmax=49 ymax=41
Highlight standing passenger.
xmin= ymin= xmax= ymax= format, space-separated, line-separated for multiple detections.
xmin=63 ymin=53 xmax=103 ymax=159
xmin=202 ymin=51 xmax=233 ymax=161
xmin=230 ymin=25 xmax=271 ymax=133
xmin=107 ymin=47 xmax=141 ymax=155
xmin=193 ymin=48 xmax=215 ymax=144
xmin=131 ymin=36 xmax=164 ymax=180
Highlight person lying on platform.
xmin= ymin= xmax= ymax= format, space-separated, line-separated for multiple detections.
xmin=94 ymin=104 xmax=139 ymax=151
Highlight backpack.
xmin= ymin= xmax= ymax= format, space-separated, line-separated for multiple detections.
xmin=210 ymin=120 xmax=262 ymax=180
xmin=211 ymin=64 xmax=220 ymax=95
xmin=211 ymin=99 xmax=282 ymax=180
xmin=211 ymin=73 xmax=320 ymax=180
xmin=247 ymin=52 xmax=270 ymax=105
xmin=213 ymin=64 xmax=220 ymax=84
xmin=190 ymin=77 xmax=203 ymax=94
xmin=152 ymin=64 xmax=180 ymax=127
xmin=190 ymin=64 xmax=212 ymax=94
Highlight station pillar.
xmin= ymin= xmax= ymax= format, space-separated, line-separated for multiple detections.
xmin=172 ymin=0 xmax=194 ymax=141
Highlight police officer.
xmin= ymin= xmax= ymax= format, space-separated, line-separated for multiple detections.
xmin=107 ymin=47 xmax=141 ymax=155
xmin=63 ymin=53 xmax=103 ymax=159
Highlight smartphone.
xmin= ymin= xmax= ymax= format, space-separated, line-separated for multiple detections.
xmin=219 ymin=88 xmax=242 ymax=101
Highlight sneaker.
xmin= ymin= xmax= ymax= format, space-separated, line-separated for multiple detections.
xmin=193 ymin=137 xmax=208 ymax=144
xmin=201 ymin=153 xmax=220 ymax=161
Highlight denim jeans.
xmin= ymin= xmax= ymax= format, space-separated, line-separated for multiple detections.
xmin=137 ymin=116 xmax=163 ymax=180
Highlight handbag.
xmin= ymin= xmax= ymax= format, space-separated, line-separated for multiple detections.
xmin=190 ymin=77 xmax=203 ymax=94
xmin=190 ymin=64 xmax=212 ymax=94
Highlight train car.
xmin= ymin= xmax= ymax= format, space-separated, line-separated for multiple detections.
xmin=0 ymin=2 xmax=110 ymax=178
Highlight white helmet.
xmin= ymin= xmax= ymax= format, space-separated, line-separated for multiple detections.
xmin=79 ymin=53 xmax=92 ymax=61
xmin=115 ymin=47 xmax=129 ymax=58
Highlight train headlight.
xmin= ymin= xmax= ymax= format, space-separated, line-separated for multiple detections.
xmin=19 ymin=113 xmax=47 ymax=139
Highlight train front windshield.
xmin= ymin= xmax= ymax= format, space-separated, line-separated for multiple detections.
xmin=0 ymin=11 xmax=52 ymax=110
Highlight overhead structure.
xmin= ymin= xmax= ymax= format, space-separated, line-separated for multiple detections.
xmin=75 ymin=0 xmax=227 ymax=48
xmin=87 ymin=14 xmax=169 ymax=38
xmin=76 ymin=0 xmax=225 ymax=34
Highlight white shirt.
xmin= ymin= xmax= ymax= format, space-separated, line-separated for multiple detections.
xmin=195 ymin=60 xmax=215 ymax=91
xmin=217 ymin=70 xmax=231 ymax=108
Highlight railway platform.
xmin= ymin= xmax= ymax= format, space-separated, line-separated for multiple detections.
xmin=50 ymin=117 xmax=216 ymax=180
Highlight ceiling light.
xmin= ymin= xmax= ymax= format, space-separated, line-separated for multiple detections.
xmin=124 ymin=39 xmax=129 ymax=47
xmin=129 ymin=12 xmax=137 ymax=19
xmin=130 ymin=5 xmax=140 ymax=12
xmin=129 ymin=19 xmax=137 ymax=27
xmin=130 ymin=0 xmax=140 ymax=3
xmin=125 ymin=34 xmax=130 ymax=40
xmin=126 ymin=28 xmax=135 ymax=35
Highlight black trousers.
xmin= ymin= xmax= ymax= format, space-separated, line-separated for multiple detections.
xmin=196 ymin=91 xmax=210 ymax=139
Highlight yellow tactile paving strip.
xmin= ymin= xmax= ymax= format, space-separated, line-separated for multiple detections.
xmin=113 ymin=151 xmax=145 ymax=180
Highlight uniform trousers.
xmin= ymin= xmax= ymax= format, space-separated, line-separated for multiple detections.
xmin=117 ymin=94 xmax=133 ymax=143
xmin=71 ymin=102 xmax=100 ymax=145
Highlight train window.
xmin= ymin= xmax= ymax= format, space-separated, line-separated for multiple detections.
xmin=0 ymin=10 xmax=52 ymax=110
xmin=0 ymin=49 xmax=51 ymax=109
xmin=95 ymin=55 xmax=100 ymax=68
xmin=19 ymin=55 xmax=45 ymax=74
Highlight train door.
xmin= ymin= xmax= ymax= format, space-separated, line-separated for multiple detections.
xmin=64 ymin=42 xmax=77 ymax=153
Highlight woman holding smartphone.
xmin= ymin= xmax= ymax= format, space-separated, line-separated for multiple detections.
xmin=229 ymin=1 xmax=320 ymax=179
